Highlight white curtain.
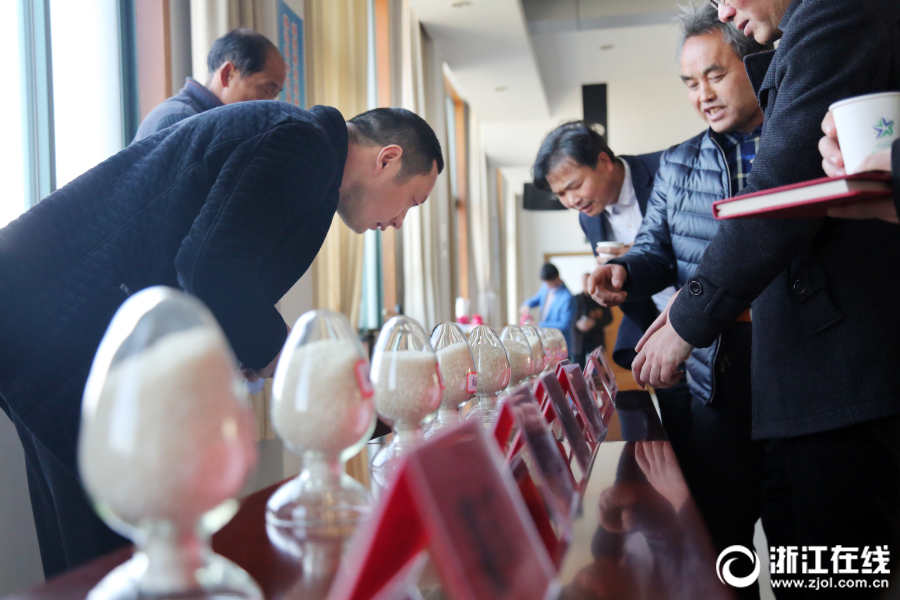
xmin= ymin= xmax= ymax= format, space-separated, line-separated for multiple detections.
xmin=504 ymin=174 xmax=521 ymax=325
xmin=190 ymin=0 xmax=268 ymax=82
xmin=467 ymin=110 xmax=501 ymax=326
xmin=399 ymin=1 xmax=453 ymax=331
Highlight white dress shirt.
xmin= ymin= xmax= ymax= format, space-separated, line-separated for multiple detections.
xmin=605 ymin=160 xmax=675 ymax=313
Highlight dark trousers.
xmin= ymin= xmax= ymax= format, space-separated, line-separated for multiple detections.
xmin=9 ymin=412 xmax=127 ymax=579
xmin=658 ymin=323 xmax=765 ymax=600
xmin=761 ymin=416 xmax=900 ymax=599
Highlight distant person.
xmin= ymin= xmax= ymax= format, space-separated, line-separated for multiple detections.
xmin=531 ymin=120 xmax=674 ymax=369
xmin=520 ymin=263 xmax=577 ymax=357
xmin=133 ymin=28 xmax=287 ymax=142
xmin=574 ymin=272 xmax=612 ymax=368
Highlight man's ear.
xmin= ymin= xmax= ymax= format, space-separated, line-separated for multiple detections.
xmin=595 ymin=151 xmax=614 ymax=173
xmin=375 ymin=144 xmax=403 ymax=176
xmin=219 ymin=61 xmax=237 ymax=88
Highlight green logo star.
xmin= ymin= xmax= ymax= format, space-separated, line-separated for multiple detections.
xmin=874 ymin=117 xmax=895 ymax=139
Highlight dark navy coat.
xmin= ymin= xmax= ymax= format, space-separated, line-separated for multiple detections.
xmin=0 ymin=102 xmax=348 ymax=472
xmin=670 ymin=0 xmax=900 ymax=438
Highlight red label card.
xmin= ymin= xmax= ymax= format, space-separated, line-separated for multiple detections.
xmin=502 ymin=387 xmax=578 ymax=523
xmin=327 ymin=420 xmax=558 ymax=600
xmin=466 ymin=371 xmax=478 ymax=394
xmin=559 ymin=364 xmax=607 ymax=444
xmin=355 ymin=359 xmax=374 ymax=398
xmin=538 ymin=373 xmax=593 ymax=474
xmin=584 ymin=369 xmax=615 ymax=427
xmin=588 ymin=349 xmax=618 ymax=397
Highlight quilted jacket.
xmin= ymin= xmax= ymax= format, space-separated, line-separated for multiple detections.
xmin=609 ymin=130 xmax=732 ymax=404
xmin=0 ymin=101 xmax=348 ymax=473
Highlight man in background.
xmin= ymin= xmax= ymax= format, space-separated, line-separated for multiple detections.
xmin=133 ymin=28 xmax=287 ymax=141
xmin=589 ymin=6 xmax=770 ymax=596
xmin=521 ymin=263 xmax=577 ymax=357
xmin=531 ymin=121 xmax=675 ymax=369
xmin=574 ymin=272 xmax=611 ymax=368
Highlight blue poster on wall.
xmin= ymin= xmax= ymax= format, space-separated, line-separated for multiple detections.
xmin=278 ymin=1 xmax=305 ymax=108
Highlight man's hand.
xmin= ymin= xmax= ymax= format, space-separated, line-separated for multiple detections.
xmin=575 ymin=317 xmax=596 ymax=332
xmin=820 ymin=111 xmax=896 ymax=222
xmin=587 ymin=264 xmax=628 ymax=307
xmin=819 ymin=110 xmax=845 ymax=177
xmin=631 ymin=293 xmax=692 ymax=389
xmin=519 ymin=304 xmax=531 ymax=317
xmin=635 ymin=441 xmax=690 ymax=513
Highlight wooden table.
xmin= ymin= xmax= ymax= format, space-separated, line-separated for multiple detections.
xmin=3 ymin=392 xmax=735 ymax=600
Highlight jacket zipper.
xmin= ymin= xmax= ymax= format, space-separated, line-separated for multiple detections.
xmin=703 ymin=134 xmax=733 ymax=403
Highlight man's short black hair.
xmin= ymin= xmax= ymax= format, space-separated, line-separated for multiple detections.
xmin=540 ymin=263 xmax=560 ymax=281
xmin=349 ymin=108 xmax=444 ymax=181
xmin=532 ymin=121 xmax=616 ymax=192
xmin=207 ymin=28 xmax=280 ymax=77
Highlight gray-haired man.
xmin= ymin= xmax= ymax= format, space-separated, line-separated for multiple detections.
xmin=588 ymin=6 xmax=772 ymax=597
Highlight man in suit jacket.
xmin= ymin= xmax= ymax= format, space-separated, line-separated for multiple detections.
xmin=0 ymin=103 xmax=442 ymax=577
xmin=635 ymin=0 xmax=900 ymax=584
xmin=521 ymin=263 xmax=577 ymax=357
xmin=531 ymin=121 xmax=673 ymax=368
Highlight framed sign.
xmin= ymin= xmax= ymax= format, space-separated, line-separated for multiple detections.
xmin=559 ymin=364 xmax=607 ymax=444
xmin=327 ymin=420 xmax=558 ymax=600
xmin=588 ymin=348 xmax=618 ymax=397
xmin=278 ymin=1 xmax=305 ymax=108
xmin=536 ymin=373 xmax=593 ymax=474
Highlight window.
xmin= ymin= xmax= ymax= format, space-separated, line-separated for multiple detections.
xmin=49 ymin=0 xmax=123 ymax=188
xmin=1 ymin=1 xmax=28 ymax=228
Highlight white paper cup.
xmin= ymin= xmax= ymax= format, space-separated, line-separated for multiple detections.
xmin=596 ymin=241 xmax=628 ymax=263
xmin=830 ymin=92 xmax=900 ymax=174
xmin=595 ymin=241 xmax=627 ymax=253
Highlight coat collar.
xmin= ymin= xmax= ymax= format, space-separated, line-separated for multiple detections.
xmin=620 ymin=154 xmax=654 ymax=214
xmin=744 ymin=50 xmax=776 ymax=97
xmin=743 ymin=0 xmax=803 ymax=97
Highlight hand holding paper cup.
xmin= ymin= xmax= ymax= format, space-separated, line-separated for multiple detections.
xmin=830 ymin=92 xmax=900 ymax=174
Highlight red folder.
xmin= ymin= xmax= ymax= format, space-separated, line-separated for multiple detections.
xmin=712 ymin=172 xmax=892 ymax=219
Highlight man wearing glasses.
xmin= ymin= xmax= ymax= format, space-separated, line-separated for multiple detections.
xmin=633 ymin=0 xmax=900 ymax=598
xmin=633 ymin=0 xmax=900 ymax=592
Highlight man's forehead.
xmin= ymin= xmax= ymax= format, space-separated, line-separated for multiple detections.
xmin=547 ymin=158 xmax=587 ymax=184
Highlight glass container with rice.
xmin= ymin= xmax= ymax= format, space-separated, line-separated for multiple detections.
xmin=369 ymin=316 xmax=442 ymax=489
xmin=428 ymin=322 xmax=476 ymax=436
xmin=499 ymin=325 xmax=534 ymax=386
xmin=267 ymin=310 xmax=376 ymax=543
xmin=79 ymin=287 xmax=260 ymax=600
xmin=465 ymin=325 xmax=511 ymax=427
xmin=521 ymin=324 xmax=546 ymax=384
xmin=539 ymin=327 xmax=560 ymax=374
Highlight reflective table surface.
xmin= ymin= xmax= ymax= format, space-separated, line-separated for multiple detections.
xmin=2 ymin=391 xmax=735 ymax=600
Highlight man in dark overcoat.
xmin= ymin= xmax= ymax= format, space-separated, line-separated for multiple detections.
xmin=0 ymin=102 xmax=442 ymax=577
xmin=633 ymin=0 xmax=900 ymax=591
